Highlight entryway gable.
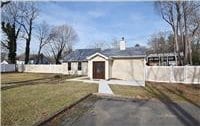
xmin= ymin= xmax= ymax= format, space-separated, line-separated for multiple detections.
xmin=87 ymin=52 xmax=109 ymax=60
xmin=88 ymin=53 xmax=111 ymax=80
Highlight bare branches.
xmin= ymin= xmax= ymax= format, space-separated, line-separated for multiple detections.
xmin=1 ymin=41 xmax=9 ymax=49
xmin=35 ymin=21 xmax=51 ymax=64
xmin=18 ymin=2 xmax=38 ymax=64
xmin=46 ymin=24 xmax=78 ymax=64
xmin=148 ymin=32 xmax=174 ymax=54
xmin=1 ymin=1 xmax=10 ymax=8
xmin=88 ymin=41 xmax=111 ymax=49
xmin=155 ymin=1 xmax=200 ymax=65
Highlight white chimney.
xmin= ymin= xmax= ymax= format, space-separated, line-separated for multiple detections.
xmin=120 ymin=37 xmax=126 ymax=50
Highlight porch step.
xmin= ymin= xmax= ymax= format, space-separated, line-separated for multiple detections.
xmin=98 ymin=80 xmax=113 ymax=95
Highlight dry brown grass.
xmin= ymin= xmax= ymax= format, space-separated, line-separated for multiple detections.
xmin=1 ymin=73 xmax=98 ymax=126
xmin=1 ymin=73 xmax=58 ymax=84
xmin=110 ymin=82 xmax=200 ymax=104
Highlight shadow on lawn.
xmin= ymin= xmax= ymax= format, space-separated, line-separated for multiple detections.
xmin=142 ymin=84 xmax=199 ymax=126
xmin=2 ymin=77 xmax=54 ymax=85
xmin=160 ymin=84 xmax=200 ymax=109
xmin=1 ymin=75 xmax=72 ymax=90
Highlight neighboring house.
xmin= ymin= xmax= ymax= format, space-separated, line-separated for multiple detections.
xmin=63 ymin=48 xmax=101 ymax=75
xmin=16 ymin=53 xmax=50 ymax=64
xmin=1 ymin=52 xmax=9 ymax=63
xmin=147 ymin=52 xmax=184 ymax=66
xmin=1 ymin=60 xmax=9 ymax=64
xmin=63 ymin=38 xmax=146 ymax=80
xmin=1 ymin=52 xmax=9 ymax=64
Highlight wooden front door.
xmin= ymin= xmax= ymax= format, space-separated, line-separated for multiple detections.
xmin=93 ymin=61 xmax=105 ymax=79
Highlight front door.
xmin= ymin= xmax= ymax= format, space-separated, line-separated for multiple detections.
xmin=93 ymin=61 xmax=105 ymax=79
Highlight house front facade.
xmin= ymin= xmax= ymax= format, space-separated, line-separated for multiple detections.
xmin=63 ymin=48 xmax=101 ymax=75
xmin=63 ymin=38 xmax=146 ymax=81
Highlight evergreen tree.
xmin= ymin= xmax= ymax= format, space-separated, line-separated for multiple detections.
xmin=1 ymin=22 xmax=18 ymax=64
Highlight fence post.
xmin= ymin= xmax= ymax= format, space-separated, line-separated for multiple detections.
xmin=184 ymin=66 xmax=187 ymax=84
xmin=170 ymin=66 xmax=173 ymax=83
xmin=144 ymin=59 xmax=146 ymax=82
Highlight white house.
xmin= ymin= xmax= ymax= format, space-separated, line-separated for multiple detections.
xmin=63 ymin=38 xmax=146 ymax=81
xmin=1 ymin=60 xmax=9 ymax=64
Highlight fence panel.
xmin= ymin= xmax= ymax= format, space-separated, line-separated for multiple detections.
xmin=23 ymin=65 xmax=64 ymax=74
xmin=1 ymin=64 xmax=16 ymax=72
xmin=185 ymin=66 xmax=200 ymax=84
xmin=172 ymin=66 xmax=185 ymax=83
xmin=146 ymin=66 xmax=171 ymax=82
xmin=145 ymin=66 xmax=200 ymax=84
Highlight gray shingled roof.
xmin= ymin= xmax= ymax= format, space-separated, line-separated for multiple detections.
xmin=63 ymin=48 xmax=101 ymax=62
xmin=63 ymin=47 xmax=146 ymax=62
xmin=100 ymin=47 xmax=146 ymax=58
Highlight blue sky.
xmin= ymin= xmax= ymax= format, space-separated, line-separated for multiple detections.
xmin=21 ymin=1 xmax=171 ymax=53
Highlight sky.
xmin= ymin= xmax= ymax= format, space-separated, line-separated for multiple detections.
xmin=18 ymin=1 xmax=171 ymax=54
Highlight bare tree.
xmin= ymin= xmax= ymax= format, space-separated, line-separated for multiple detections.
xmin=48 ymin=24 xmax=78 ymax=64
xmin=155 ymin=1 xmax=182 ymax=65
xmin=155 ymin=1 xmax=200 ymax=65
xmin=35 ymin=21 xmax=51 ymax=64
xmin=185 ymin=2 xmax=200 ymax=64
xmin=17 ymin=2 xmax=38 ymax=64
xmin=111 ymin=38 xmax=119 ymax=48
xmin=1 ymin=1 xmax=22 ymax=63
xmin=148 ymin=32 xmax=172 ymax=54
xmin=89 ymin=40 xmax=110 ymax=49
xmin=192 ymin=36 xmax=200 ymax=65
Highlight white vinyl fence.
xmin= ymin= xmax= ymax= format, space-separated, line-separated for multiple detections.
xmin=4 ymin=64 xmax=199 ymax=84
xmin=17 ymin=64 xmax=68 ymax=74
xmin=1 ymin=64 xmax=16 ymax=72
xmin=145 ymin=66 xmax=200 ymax=84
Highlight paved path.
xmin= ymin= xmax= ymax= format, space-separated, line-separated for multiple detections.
xmin=42 ymin=95 xmax=200 ymax=126
xmin=66 ymin=76 xmax=145 ymax=86
xmin=108 ymin=79 xmax=145 ymax=86
xmin=72 ymin=99 xmax=200 ymax=126
xmin=98 ymin=80 xmax=113 ymax=95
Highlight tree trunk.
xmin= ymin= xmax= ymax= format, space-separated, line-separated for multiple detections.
xmin=36 ymin=47 xmax=41 ymax=64
xmin=25 ymin=38 xmax=30 ymax=64
xmin=1 ymin=22 xmax=17 ymax=64
xmin=36 ymin=40 xmax=42 ymax=64
xmin=25 ymin=20 xmax=32 ymax=64
xmin=175 ymin=2 xmax=183 ymax=65
xmin=55 ymin=50 xmax=62 ymax=64
xmin=189 ymin=40 xmax=193 ymax=65
xmin=183 ymin=2 xmax=190 ymax=65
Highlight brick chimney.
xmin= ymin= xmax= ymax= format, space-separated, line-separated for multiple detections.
xmin=120 ymin=37 xmax=126 ymax=50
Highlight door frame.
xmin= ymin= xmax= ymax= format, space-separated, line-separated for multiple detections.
xmin=93 ymin=61 xmax=105 ymax=79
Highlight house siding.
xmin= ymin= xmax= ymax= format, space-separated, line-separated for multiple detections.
xmin=88 ymin=55 xmax=145 ymax=80
xmin=111 ymin=58 xmax=144 ymax=80
xmin=63 ymin=61 xmax=88 ymax=75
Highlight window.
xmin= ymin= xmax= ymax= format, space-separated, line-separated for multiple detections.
xmin=78 ymin=62 xmax=82 ymax=71
xmin=68 ymin=62 xmax=71 ymax=71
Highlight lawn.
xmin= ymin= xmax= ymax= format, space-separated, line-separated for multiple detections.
xmin=1 ymin=72 xmax=73 ymax=84
xmin=110 ymin=82 xmax=200 ymax=105
xmin=1 ymin=73 xmax=98 ymax=126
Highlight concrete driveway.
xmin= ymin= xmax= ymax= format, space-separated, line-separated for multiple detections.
xmin=41 ymin=95 xmax=200 ymax=126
